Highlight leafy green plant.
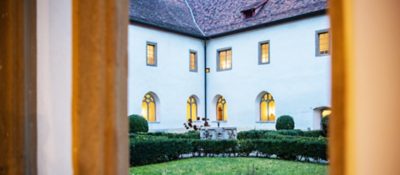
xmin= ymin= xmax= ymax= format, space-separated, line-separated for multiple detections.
xmin=129 ymin=114 xmax=148 ymax=133
xmin=321 ymin=115 xmax=329 ymax=136
xmin=275 ymin=115 xmax=295 ymax=130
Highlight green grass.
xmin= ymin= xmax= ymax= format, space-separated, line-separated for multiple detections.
xmin=130 ymin=157 xmax=327 ymax=175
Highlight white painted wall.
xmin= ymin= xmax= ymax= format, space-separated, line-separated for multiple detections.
xmin=129 ymin=15 xmax=331 ymax=131
xmin=313 ymin=109 xmax=322 ymax=130
xmin=206 ymin=15 xmax=331 ymax=130
xmin=128 ymin=24 xmax=205 ymax=131
xmin=37 ymin=0 xmax=72 ymax=174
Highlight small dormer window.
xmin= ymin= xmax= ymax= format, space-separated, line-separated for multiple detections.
xmin=243 ymin=9 xmax=255 ymax=18
xmin=241 ymin=0 xmax=269 ymax=19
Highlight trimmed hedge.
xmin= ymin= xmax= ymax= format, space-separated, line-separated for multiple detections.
xmin=237 ymin=130 xmax=324 ymax=140
xmin=130 ymin=136 xmax=327 ymax=166
xmin=130 ymin=138 xmax=192 ymax=166
xmin=251 ymin=137 xmax=327 ymax=160
xmin=276 ymin=115 xmax=295 ymax=130
xmin=237 ymin=139 xmax=256 ymax=156
xmin=129 ymin=114 xmax=148 ymax=133
xmin=192 ymin=140 xmax=237 ymax=156
xmin=132 ymin=130 xmax=323 ymax=141
xmin=303 ymin=130 xmax=324 ymax=137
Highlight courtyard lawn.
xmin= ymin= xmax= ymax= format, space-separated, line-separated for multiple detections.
xmin=129 ymin=157 xmax=328 ymax=175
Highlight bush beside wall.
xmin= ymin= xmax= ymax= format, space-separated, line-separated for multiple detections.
xmin=129 ymin=114 xmax=148 ymax=133
xmin=275 ymin=115 xmax=295 ymax=130
xmin=321 ymin=115 xmax=329 ymax=136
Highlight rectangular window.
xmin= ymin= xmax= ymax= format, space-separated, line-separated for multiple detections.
xmin=217 ymin=48 xmax=232 ymax=71
xmin=316 ymin=30 xmax=329 ymax=56
xmin=259 ymin=41 xmax=270 ymax=64
xmin=189 ymin=50 xmax=197 ymax=72
xmin=146 ymin=42 xmax=157 ymax=66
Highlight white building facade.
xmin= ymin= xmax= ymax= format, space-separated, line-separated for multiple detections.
xmin=128 ymin=24 xmax=206 ymax=131
xmin=128 ymin=0 xmax=331 ymax=131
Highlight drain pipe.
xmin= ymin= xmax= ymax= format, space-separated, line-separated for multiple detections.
xmin=204 ymin=39 xmax=208 ymax=121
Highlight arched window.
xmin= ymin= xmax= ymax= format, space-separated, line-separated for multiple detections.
xmin=186 ymin=96 xmax=198 ymax=121
xmin=141 ymin=93 xmax=156 ymax=122
xmin=260 ymin=93 xmax=275 ymax=122
xmin=216 ymin=96 xmax=228 ymax=121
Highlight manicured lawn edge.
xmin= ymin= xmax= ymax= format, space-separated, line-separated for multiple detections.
xmin=129 ymin=157 xmax=328 ymax=175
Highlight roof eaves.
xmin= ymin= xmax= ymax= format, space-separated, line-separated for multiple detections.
xmin=129 ymin=18 xmax=205 ymax=39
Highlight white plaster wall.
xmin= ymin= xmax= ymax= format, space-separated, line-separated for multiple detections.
xmin=206 ymin=15 xmax=331 ymax=130
xmin=313 ymin=109 xmax=322 ymax=130
xmin=37 ymin=0 xmax=72 ymax=174
xmin=128 ymin=25 xmax=205 ymax=131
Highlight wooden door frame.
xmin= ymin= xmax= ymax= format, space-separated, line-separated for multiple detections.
xmin=0 ymin=0 xmax=37 ymax=174
xmin=72 ymin=0 xmax=129 ymax=174
xmin=329 ymin=0 xmax=350 ymax=174
xmin=1 ymin=0 xmax=129 ymax=174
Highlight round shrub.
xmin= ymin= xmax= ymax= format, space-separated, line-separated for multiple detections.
xmin=129 ymin=114 xmax=148 ymax=133
xmin=275 ymin=115 xmax=295 ymax=130
xmin=321 ymin=115 xmax=329 ymax=136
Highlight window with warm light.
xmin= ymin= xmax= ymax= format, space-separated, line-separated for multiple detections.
xmin=260 ymin=93 xmax=276 ymax=122
xmin=146 ymin=42 xmax=157 ymax=66
xmin=217 ymin=48 xmax=232 ymax=71
xmin=316 ymin=30 xmax=329 ymax=56
xmin=186 ymin=96 xmax=198 ymax=121
xmin=321 ymin=108 xmax=331 ymax=118
xmin=142 ymin=93 xmax=156 ymax=122
xmin=189 ymin=50 xmax=197 ymax=72
xmin=259 ymin=41 xmax=270 ymax=64
xmin=216 ymin=96 xmax=228 ymax=121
